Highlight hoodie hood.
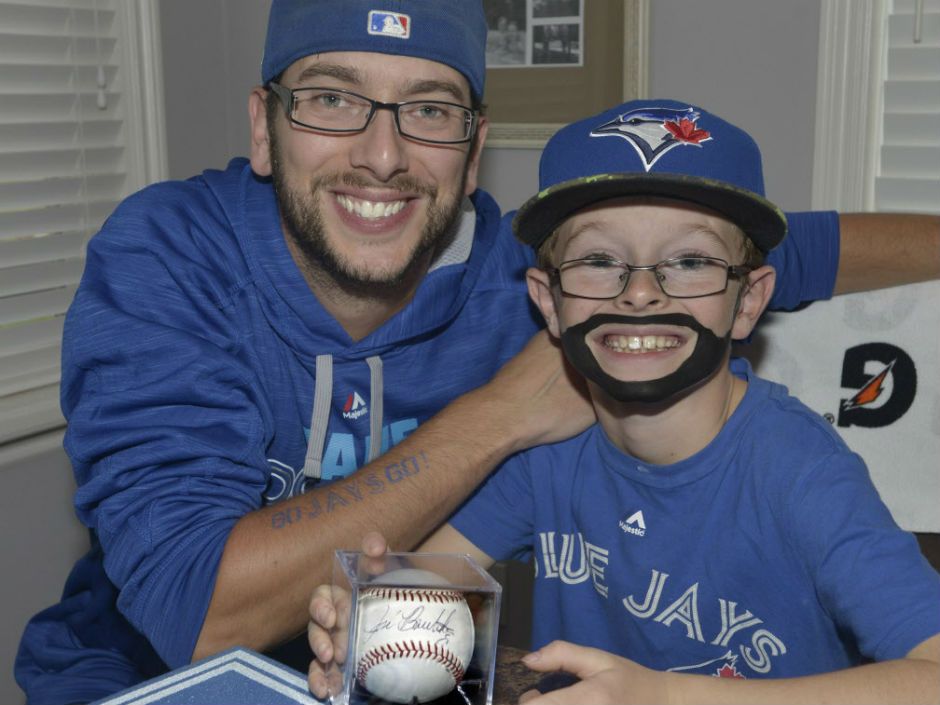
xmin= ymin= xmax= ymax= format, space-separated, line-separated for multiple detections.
xmin=205 ymin=159 xmax=499 ymax=362
xmin=201 ymin=159 xmax=509 ymax=479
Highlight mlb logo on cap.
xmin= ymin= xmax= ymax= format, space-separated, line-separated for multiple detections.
xmin=368 ymin=10 xmax=411 ymax=39
xmin=261 ymin=1 xmax=486 ymax=100
xmin=513 ymin=98 xmax=788 ymax=255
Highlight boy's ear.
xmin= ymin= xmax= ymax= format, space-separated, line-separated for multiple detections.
xmin=248 ymin=86 xmax=273 ymax=177
xmin=731 ymin=264 xmax=776 ymax=340
xmin=526 ymin=266 xmax=562 ymax=338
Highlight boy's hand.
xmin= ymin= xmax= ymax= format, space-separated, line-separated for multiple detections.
xmin=519 ymin=640 xmax=675 ymax=705
xmin=307 ymin=532 xmax=390 ymax=699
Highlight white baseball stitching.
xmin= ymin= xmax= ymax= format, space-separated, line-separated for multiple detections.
xmin=357 ymin=640 xmax=466 ymax=685
xmin=357 ymin=587 xmax=469 ymax=690
xmin=360 ymin=587 xmax=465 ymax=604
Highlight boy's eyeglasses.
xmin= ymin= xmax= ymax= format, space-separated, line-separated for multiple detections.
xmin=269 ymin=83 xmax=478 ymax=145
xmin=549 ymin=256 xmax=753 ymax=300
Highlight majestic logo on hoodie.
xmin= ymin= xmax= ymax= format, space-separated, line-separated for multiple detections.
xmin=342 ymin=391 xmax=369 ymax=420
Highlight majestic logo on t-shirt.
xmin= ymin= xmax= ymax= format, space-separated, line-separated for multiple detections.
xmin=836 ymin=343 xmax=916 ymax=428
xmin=619 ymin=509 xmax=647 ymax=537
xmin=342 ymin=391 xmax=368 ymax=420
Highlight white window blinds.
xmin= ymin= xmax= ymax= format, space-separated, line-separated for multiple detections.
xmin=876 ymin=0 xmax=940 ymax=213
xmin=0 ymin=0 xmax=165 ymax=445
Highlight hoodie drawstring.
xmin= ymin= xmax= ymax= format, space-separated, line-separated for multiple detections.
xmin=303 ymin=355 xmax=333 ymax=480
xmin=302 ymin=354 xmax=385 ymax=480
xmin=366 ymin=356 xmax=384 ymax=463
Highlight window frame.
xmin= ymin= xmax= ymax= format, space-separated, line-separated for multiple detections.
xmin=0 ymin=0 xmax=167 ymax=446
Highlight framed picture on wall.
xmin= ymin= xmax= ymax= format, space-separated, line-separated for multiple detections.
xmin=482 ymin=0 xmax=648 ymax=148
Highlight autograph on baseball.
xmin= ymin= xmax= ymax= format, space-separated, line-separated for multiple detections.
xmin=360 ymin=602 xmax=460 ymax=647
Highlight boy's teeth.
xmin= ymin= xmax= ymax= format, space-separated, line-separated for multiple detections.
xmin=604 ymin=334 xmax=680 ymax=353
xmin=336 ymin=194 xmax=406 ymax=219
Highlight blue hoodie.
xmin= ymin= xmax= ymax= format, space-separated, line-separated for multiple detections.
xmin=16 ymin=158 xmax=541 ymax=704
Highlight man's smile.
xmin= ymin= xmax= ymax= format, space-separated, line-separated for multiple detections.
xmin=327 ymin=186 xmax=422 ymax=236
xmin=335 ymin=194 xmax=408 ymax=220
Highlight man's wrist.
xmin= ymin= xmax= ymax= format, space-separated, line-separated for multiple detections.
xmin=446 ymin=386 xmax=523 ymax=458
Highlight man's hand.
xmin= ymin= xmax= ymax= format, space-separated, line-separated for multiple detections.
xmin=518 ymin=641 xmax=674 ymax=705
xmin=306 ymin=582 xmax=347 ymax=700
xmin=307 ymin=532 xmax=389 ymax=699
xmin=467 ymin=330 xmax=593 ymax=454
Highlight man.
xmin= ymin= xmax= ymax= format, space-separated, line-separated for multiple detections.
xmin=14 ymin=1 xmax=940 ymax=703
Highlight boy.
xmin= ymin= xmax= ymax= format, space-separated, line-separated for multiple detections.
xmin=309 ymin=100 xmax=940 ymax=703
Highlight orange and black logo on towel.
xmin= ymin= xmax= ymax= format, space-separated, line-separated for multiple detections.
xmin=837 ymin=343 xmax=917 ymax=428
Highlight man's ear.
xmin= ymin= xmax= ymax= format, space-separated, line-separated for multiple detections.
xmin=731 ymin=265 xmax=775 ymax=340
xmin=248 ymin=86 xmax=273 ymax=177
xmin=526 ymin=266 xmax=562 ymax=338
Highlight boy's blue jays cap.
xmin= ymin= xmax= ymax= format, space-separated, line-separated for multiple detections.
xmin=514 ymin=99 xmax=787 ymax=254
xmin=261 ymin=0 xmax=487 ymax=102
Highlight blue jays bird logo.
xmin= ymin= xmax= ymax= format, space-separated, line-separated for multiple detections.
xmin=668 ymin=650 xmax=747 ymax=679
xmin=590 ymin=106 xmax=713 ymax=171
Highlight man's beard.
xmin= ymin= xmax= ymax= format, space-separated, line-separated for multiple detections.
xmin=269 ymin=128 xmax=467 ymax=297
xmin=560 ymin=313 xmax=732 ymax=404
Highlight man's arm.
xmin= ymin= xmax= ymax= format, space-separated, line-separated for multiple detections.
xmin=834 ymin=213 xmax=940 ymax=295
xmin=770 ymin=212 xmax=940 ymax=310
xmin=519 ymin=634 xmax=940 ymax=705
xmin=193 ymin=331 xmax=590 ymax=659
xmin=418 ymin=523 xmax=494 ymax=566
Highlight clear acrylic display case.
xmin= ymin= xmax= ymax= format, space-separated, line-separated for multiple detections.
xmin=327 ymin=550 xmax=502 ymax=705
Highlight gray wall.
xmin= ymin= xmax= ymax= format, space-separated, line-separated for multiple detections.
xmin=159 ymin=0 xmax=821 ymax=212
xmin=481 ymin=0 xmax=823 ymax=213
xmin=647 ymin=0 xmax=821 ymax=211
xmin=159 ymin=0 xmax=269 ymax=179
xmin=1 ymin=433 xmax=85 ymax=704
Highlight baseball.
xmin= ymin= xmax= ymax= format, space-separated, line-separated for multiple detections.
xmin=354 ymin=568 xmax=474 ymax=703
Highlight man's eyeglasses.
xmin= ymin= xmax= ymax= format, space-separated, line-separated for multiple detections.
xmin=549 ymin=256 xmax=753 ymax=300
xmin=269 ymin=83 xmax=478 ymax=145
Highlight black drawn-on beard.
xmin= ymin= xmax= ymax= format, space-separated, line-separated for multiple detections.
xmin=560 ymin=312 xmax=731 ymax=403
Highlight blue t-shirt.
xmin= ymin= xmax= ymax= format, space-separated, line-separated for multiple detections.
xmin=450 ymin=359 xmax=940 ymax=679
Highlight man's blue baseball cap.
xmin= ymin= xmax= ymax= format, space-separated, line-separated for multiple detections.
xmin=514 ymin=99 xmax=787 ymax=254
xmin=261 ymin=0 xmax=487 ymax=102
